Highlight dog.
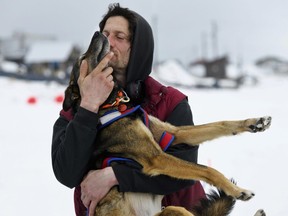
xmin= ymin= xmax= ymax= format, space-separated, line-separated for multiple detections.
xmin=63 ymin=31 xmax=270 ymax=216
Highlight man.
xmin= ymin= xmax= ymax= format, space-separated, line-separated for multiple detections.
xmin=52 ymin=3 xmax=206 ymax=216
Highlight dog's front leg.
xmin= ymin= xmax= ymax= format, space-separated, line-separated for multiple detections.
xmin=149 ymin=116 xmax=271 ymax=146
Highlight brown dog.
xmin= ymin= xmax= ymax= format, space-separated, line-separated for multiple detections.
xmin=63 ymin=31 xmax=270 ymax=216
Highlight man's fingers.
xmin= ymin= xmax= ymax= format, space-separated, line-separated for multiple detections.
xmin=88 ymin=201 xmax=98 ymax=216
xmin=97 ymin=51 xmax=114 ymax=71
xmin=78 ymin=60 xmax=88 ymax=82
xmin=106 ymin=74 xmax=114 ymax=82
xmin=79 ymin=52 xmax=114 ymax=81
xmin=82 ymin=198 xmax=90 ymax=209
xmin=101 ymin=66 xmax=114 ymax=78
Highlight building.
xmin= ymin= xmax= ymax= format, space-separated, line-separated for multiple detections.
xmin=24 ymin=41 xmax=80 ymax=79
xmin=0 ymin=32 xmax=81 ymax=82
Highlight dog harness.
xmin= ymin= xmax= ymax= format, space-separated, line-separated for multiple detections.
xmin=98 ymin=105 xmax=175 ymax=168
xmin=98 ymin=105 xmax=149 ymax=129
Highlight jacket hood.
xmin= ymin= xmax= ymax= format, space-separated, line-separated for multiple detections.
xmin=125 ymin=12 xmax=154 ymax=85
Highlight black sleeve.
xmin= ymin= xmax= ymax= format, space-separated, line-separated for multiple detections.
xmin=113 ymin=98 xmax=199 ymax=195
xmin=51 ymin=107 xmax=100 ymax=188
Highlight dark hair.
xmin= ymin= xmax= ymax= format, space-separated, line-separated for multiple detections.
xmin=99 ymin=3 xmax=137 ymax=43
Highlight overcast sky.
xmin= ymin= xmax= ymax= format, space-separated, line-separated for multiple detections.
xmin=1 ymin=0 xmax=288 ymax=64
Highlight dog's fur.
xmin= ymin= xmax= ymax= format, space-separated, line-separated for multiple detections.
xmin=63 ymin=31 xmax=270 ymax=216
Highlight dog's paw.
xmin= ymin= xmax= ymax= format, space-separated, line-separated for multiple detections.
xmin=248 ymin=116 xmax=272 ymax=133
xmin=254 ymin=209 xmax=266 ymax=216
xmin=236 ymin=190 xmax=255 ymax=201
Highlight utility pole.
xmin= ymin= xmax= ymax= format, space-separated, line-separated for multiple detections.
xmin=211 ymin=20 xmax=218 ymax=58
xmin=201 ymin=31 xmax=208 ymax=60
xmin=152 ymin=15 xmax=159 ymax=68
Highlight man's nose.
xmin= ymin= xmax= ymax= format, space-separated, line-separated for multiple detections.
xmin=107 ymin=35 xmax=115 ymax=47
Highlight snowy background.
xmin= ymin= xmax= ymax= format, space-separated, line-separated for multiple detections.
xmin=1 ymin=64 xmax=287 ymax=215
xmin=1 ymin=0 xmax=288 ymax=65
xmin=1 ymin=0 xmax=287 ymax=215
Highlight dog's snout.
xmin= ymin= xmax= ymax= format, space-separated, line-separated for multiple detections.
xmin=93 ymin=31 xmax=100 ymax=39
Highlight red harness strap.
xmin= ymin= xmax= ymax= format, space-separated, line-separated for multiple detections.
xmin=159 ymin=131 xmax=175 ymax=151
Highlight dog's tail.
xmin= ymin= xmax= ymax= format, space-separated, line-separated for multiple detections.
xmin=191 ymin=187 xmax=236 ymax=216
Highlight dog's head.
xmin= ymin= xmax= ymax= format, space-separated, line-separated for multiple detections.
xmin=63 ymin=31 xmax=110 ymax=112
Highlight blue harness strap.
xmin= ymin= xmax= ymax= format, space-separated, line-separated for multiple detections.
xmin=140 ymin=107 xmax=150 ymax=128
xmin=102 ymin=157 xmax=134 ymax=168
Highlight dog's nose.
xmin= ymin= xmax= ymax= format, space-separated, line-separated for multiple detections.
xmin=93 ymin=31 xmax=100 ymax=38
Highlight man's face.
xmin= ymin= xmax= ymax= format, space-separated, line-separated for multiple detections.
xmin=102 ymin=16 xmax=131 ymax=73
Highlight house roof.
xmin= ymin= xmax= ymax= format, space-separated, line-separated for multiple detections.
xmin=25 ymin=41 xmax=75 ymax=64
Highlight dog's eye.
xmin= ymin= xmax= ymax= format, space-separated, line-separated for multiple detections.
xmin=71 ymin=95 xmax=79 ymax=100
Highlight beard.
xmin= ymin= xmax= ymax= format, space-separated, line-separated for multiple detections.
xmin=109 ymin=47 xmax=130 ymax=71
xmin=109 ymin=55 xmax=127 ymax=71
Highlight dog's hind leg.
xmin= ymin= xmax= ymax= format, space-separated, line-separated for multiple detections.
xmin=148 ymin=116 xmax=272 ymax=146
xmin=138 ymin=151 xmax=254 ymax=201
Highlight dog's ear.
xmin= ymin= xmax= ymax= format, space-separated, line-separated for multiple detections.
xmin=63 ymin=86 xmax=73 ymax=111
xmin=63 ymin=62 xmax=81 ymax=111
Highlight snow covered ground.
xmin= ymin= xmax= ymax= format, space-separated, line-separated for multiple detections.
xmin=0 ymin=67 xmax=287 ymax=215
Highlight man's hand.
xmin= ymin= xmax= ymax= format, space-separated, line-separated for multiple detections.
xmin=78 ymin=52 xmax=114 ymax=113
xmin=80 ymin=167 xmax=118 ymax=216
